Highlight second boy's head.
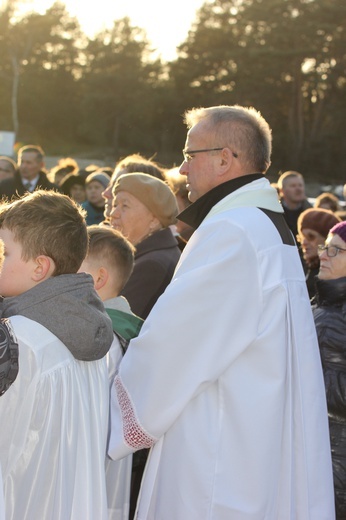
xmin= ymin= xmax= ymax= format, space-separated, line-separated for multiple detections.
xmin=79 ymin=225 xmax=135 ymax=301
xmin=0 ymin=190 xmax=88 ymax=297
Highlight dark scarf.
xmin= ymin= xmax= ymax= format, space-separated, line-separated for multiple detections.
xmin=178 ymin=173 xmax=263 ymax=230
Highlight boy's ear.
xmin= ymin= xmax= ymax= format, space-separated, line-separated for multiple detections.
xmin=32 ymin=255 xmax=56 ymax=282
xmin=94 ymin=267 xmax=108 ymax=291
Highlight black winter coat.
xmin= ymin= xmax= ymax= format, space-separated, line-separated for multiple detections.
xmin=312 ymin=276 xmax=346 ymax=519
xmin=121 ymin=227 xmax=181 ymax=320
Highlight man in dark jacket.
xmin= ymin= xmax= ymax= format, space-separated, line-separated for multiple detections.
xmin=0 ymin=145 xmax=58 ymax=200
xmin=277 ymin=170 xmax=311 ymax=237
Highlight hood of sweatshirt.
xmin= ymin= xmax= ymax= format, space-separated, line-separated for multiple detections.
xmin=0 ymin=273 xmax=113 ymax=361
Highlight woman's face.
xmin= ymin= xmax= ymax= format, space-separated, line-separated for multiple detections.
xmin=318 ymin=233 xmax=346 ymax=280
xmin=297 ymin=228 xmax=325 ymax=266
xmin=110 ymin=190 xmax=159 ymax=245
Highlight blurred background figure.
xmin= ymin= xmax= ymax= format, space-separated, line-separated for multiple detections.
xmin=102 ymin=154 xmax=166 ymax=223
xmin=78 ymin=164 xmax=104 ymax=181
xmin=59 ymin=172 xmax=86 ymax=204
xmin=48 ymin=157 xmax=79 ymax=185
xmin=297 ymin=208 xmax=341 ymax=298
xmin=314 ymin=192 xmax=341 ymax=213
xmin=277 ymin=170 xmax=311 ymax=236
xmin=312 ymin=220 xmax=346 ymax=519
xmin=0 ymin=156 xmax=16 ymax=181
xmin=82 ymin=171 xmax=110 ymax=225
xmin=0 ymin=144 xmax=57 ymax=200
xmin=165 ymin=166 xmax=193 ymax=248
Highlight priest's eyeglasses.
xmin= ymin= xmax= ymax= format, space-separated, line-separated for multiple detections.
xmin=182 ymin=147 xmax=238 ymax=162
xmin=318 ymin=244 xmax=346 ymax=257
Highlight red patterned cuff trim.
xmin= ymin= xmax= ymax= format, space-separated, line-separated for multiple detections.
xmin=114 ymin=375 xmax=157 ymax=449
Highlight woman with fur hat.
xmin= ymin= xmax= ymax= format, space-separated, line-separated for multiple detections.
xmin=313 ymin=221 xmax=346 ymax=518
xmin=297 ymin=207 xmax=341 ymax=298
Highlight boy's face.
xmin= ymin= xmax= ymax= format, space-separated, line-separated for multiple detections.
xmin=86 ymin=181 xmax=105 ymax=207
xmin=0 ymin=228 xmax=37 ymax=297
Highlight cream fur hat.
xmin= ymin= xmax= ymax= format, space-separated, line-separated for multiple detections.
xmin=113 ymin=172 xmax=178 ymax=227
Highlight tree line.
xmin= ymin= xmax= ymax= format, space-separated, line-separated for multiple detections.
xmin=0 ymin=0 xmax=345 ymax=184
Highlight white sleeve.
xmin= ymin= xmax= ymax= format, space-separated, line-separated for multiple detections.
xmin=108 ymin=219 xmax=262 ymax=460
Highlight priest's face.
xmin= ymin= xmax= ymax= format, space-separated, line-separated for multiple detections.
xmin=179 ymin=121 xmax=222 ymax=203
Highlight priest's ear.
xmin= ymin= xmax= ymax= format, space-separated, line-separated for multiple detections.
xmin=32 ymin=255 xmax=56 ymax=282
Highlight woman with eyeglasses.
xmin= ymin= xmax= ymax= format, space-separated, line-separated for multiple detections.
xmin=313 ymin=220 xmax=346 ymax=519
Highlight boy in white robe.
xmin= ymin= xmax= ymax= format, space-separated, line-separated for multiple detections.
xmin=108 ymin=106 xmax=335 ymax=519
xmin=0 ymin=190 xmax=114 ymax=519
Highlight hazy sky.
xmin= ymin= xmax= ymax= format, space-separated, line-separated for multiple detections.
xmin=11 ymin=0 xmax=205 ymax=61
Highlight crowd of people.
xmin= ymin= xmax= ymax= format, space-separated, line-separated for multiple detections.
xmin=0 ymin=103 xmax=345 ymax=519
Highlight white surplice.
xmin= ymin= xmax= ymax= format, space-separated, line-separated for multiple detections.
xmin=0 ymin=315 xmax=109 ymax=520
xmin=109 ymin=178 xmax=335 ymax=519
xmin=0 ymin=466 xmax=4 ymax=520
xmin=106 ymin=333 xmax=132 ymax=520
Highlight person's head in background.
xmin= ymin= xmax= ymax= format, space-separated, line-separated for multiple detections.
xmin=103 ymin=154 xmax=166 ymax=221
xmin=79 ymin=225 xmax=135 ymax=302
xmin=297 ymin=208 xmax=341 ymax=269
xmin=165 ymin=166 xmax=194 ymax=241
xmin=84 ymin=171 xmax=110 ymax=208
xmin=0 ymin=156 xmax=17 ymax=181
xmin=17 ymin=145 xmax=45 ymax=182
xmin=277 ymin=171 xmax=306 ymax=210
xmin=59 ymin=173 xmax=86 ymax=204
xmin=97 ymin=166 xmax=113 ymax=178
xmin=0 ymin=190 xmax=88 ymax=297
xmin=318 ymin=221 xmax=346 ymax=281
xmin=78 ymin=164 xmax=100 ymax=181
xmin=314 ymin=192 xmax=341 ymax=213
xmin=48 ymin=157 xmax=79 ymax=185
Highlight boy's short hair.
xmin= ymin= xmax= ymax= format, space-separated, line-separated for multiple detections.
xmin=87 ymin=225 xmax=135 ymax=291
xmin=0 ymin=190 xmax=88 ymax=275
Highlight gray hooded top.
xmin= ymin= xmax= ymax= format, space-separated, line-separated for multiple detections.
xmin=0 ymin=273 xmax=114 ymax=361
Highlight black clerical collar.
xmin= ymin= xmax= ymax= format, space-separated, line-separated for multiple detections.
xmin=178 ymin=173 xmax=264 ymax=229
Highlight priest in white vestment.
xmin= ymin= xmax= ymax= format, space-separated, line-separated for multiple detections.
xmin=108 ymin=105 xmax=335 ymax=519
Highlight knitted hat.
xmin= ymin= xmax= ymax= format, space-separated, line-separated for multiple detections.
xmin=113 ymin=172 xmax=178 ymax=227
xmin=297 ymin=208 xmax=341 ymax=239
xmin=85 ymin=172 xmax=110 ymax=189
xmin=329 ymin=221 xmax=346 ymax=244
